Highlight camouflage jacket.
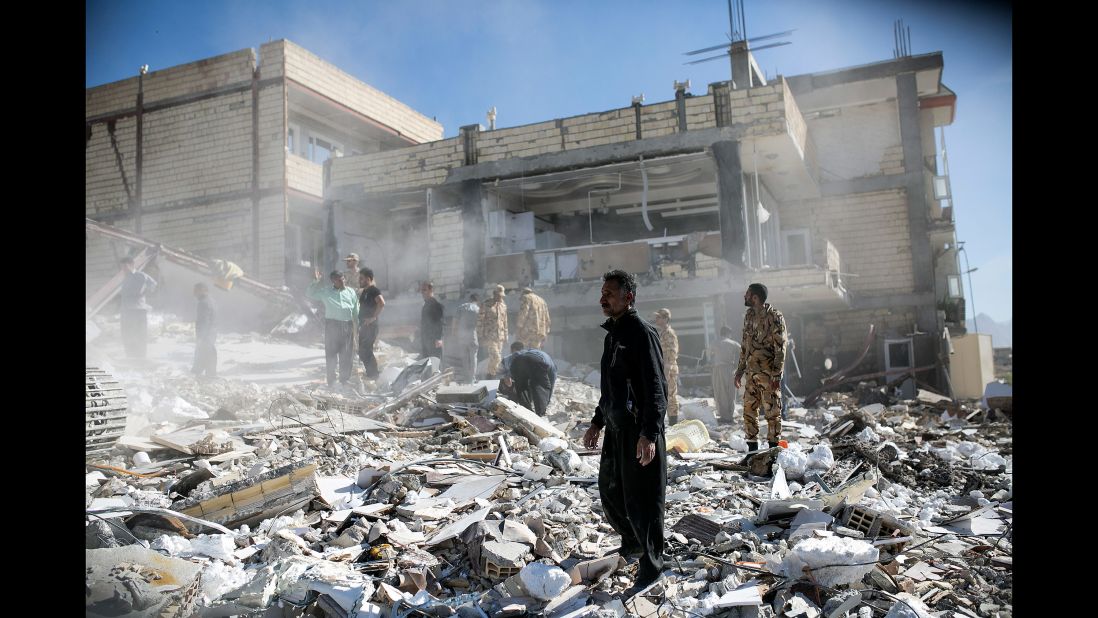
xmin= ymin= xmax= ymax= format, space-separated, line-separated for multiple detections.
xmin=736 ymin=303 xmax=787 ymax=380
xmin=659 ymin=325 xmax=679 ymax=370
xmin=477 ymin=297 xmax=509 ymax=342
xmin=517 ymin=292 xmax=551 ymax=342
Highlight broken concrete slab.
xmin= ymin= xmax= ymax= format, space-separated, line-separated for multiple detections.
xmin=491 ymin=397 xmax=566 ymax=445
xmin=173 ymin=461 xmax=319 ymax=529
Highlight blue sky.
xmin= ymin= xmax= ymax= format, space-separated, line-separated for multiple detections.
xmin=87 ymin=0 xmax=1011 ymax=323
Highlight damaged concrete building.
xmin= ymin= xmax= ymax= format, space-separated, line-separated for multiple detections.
xmin=86 ymin=40 xmax=442 ymax=295
xmin=86 ymin=40 xmax=971 ymax=393
xmin=323 ymin=47 xmax=967 ymax=392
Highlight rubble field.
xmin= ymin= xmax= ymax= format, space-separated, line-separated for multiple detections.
xmin=86 ymin=317 xmax=1012 ymax=618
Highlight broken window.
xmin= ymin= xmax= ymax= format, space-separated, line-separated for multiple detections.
xmin=948 ymin=275 xmax=962 ymax=298
xmin=885 ymin=338 xmax=914 ymax=371
xmin=782 ymin=229 xmax=812 ymax=266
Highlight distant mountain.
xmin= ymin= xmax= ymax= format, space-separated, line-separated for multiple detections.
xmin=964 ymin=313 xmax=1011 ymax=348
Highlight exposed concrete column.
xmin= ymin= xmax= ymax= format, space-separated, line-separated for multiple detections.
xmin=458 ymin=180 xmax=486 ymax=290
xmin=711 ymin=140 xmax=746 ymax=268
xmin=897 ymin=72 xmax=940 ymax=374
xmin=461 ymin=124 xmax=480 ymax=166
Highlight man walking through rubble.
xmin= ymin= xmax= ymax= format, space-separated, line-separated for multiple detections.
xmin=192 ymin=283 xmax=217 ymax=378
xmin=516 ymin=287 xmax=551 ymax=349
xmin=119 ymin=256 xmax=158 ymax=359
xmin=451 ymin=293 xmax=480 ymax=383
xmin=652 ymin=308 xmax=680 ymax=425
xmin=344 ymin=253 xmax=362 ymax=360
xmin=735 ymin=283 xmax=788 ymax=450
xmin=501 ymin=342 xmax=557 ymax=416
xmin=358 ymin=267 xmax=386 ymax=380
xmin=477 ymin=284 xmax=509 ymax=378
xmin=582 ymin=270 xmax=668 ymax=594
xmin=419 ymin=281 xmax=444 ymax=359
xmin=710 ymin=326 xmax=741 ymax=425
xmin=308 ymin=270 xmax=359 ymax=387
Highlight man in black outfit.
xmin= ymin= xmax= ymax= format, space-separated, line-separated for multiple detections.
xmin=358 ymin=267 xmax=386 ymax=379
xmin=582 ymin=270 xmax=668 ymax=595
xmin=501 ymin=342 xmax=557 ymax=416
xmin=419 ymin=281 xmax=444 ymax=358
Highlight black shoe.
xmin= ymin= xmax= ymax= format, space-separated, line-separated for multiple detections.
xmin=747 ymin=440 xmax=758 ymax=452
xmin=769 ymin=441 xmax=780 ymax=448
xmin=625 ymin=574 xmax=663 ymax=599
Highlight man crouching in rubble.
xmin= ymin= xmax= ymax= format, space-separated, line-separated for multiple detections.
xmin=583 ymin=269 xmax=668 ymax=594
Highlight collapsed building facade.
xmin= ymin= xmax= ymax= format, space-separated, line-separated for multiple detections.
xmin=86 ymin=40 xmax=975 ymax=394
xmin=322 ymin=47 xmax=968 ymax=393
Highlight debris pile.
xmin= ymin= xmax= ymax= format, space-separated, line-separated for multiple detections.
xmin=87 ymin=321 xmax=1012 ymax=617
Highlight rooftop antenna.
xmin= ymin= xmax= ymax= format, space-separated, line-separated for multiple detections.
xmin=683 ymin=0 xmax=793 ymax=88
xmin=892 ymin=18 xmax=912 ymax=58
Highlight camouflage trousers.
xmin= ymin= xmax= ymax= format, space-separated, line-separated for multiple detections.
xmin=483 ymin=338 xmax=504 ymax=378
xmin=518 ymin=331 xmax=546 ymax=349
xmin=666 ymin=365 xmax=680 ymax=424
xmin=743 ymin=372 xmax=782 ymax=442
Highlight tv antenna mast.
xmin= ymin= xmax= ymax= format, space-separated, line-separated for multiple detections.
xmin=683 ymin=0 xmax=794 ymax=88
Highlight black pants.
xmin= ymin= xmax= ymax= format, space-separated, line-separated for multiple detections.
xmin=324 ymin=319 xmax=354 ymax=385
xmin=192 ymin=336 xmax=217 ymax=377
xmin=598 ymin=410 xmax=666 ymax=582
xmin=511 ymin=355 xmax=554 ymax=416
xmin=121 ymin=309 xmax=148 ymax=359
xmin=359 ymin=321 xmax=380 ymax=377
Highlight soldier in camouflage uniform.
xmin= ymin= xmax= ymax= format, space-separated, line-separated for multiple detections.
xmin=477 ymin=284 xmax=509 ymax=377
xmin=652 ymin=308 xmax=680 ymax=425
xmin=516 ymin=287 xmax=551 ymax=349
xmin=734 ymin=283 xmax=787 ymax=450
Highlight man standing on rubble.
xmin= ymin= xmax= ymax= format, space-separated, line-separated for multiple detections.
xmin=652 ymin=308 xmax=680 ymax=425
xmin=735 ymin=283 xmax=788 ymax=450
xmin=516 ymin=287 xmax=551 ymax=349
xmin=419 ymin=281 xmax=444 ymax=359
xmin=118 ymin=256 xmax=158 ymax=359
xmin=710 ymin=326 xmax=741 ymax=425
xmin=451 ymin=293 xmax=480 ymax=382
xmin=501 ymin=342 xmax=557 ymax=416
xmin=192 ymin=283 xmax=217 ymax=377
xmin=308 ymin=270 xmax=359 ymax=387
xmin=582 ymin=270 xmax=668 ymax=594
xmin=343 ymin=253 xmax=362 ymax=360
xmin=477 ymin=284 xmax=509 ymax=378
xmin=358 ymin=267 xmax=386 ymax=380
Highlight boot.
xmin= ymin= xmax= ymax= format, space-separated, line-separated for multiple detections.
xmin=769 ymin=441 xmax=780 ymax=449
xmin=746 ymin=440 xmax=758 ymax=452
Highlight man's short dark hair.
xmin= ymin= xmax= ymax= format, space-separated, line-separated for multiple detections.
xmin=469 ymin=293 xmax=479 ymax=302
xmin=422 ymin=281 xmax=434 ymax=290
xmin=194 ymin=282 xmax=208 ymax=293
xmin=510 ymin=341 xmax=525 ymax=352
xmin=603 ymin=269 xmax=637 ymax=297
xmin=748 ymin=283 xmax=768 ymax=303
xmin=330 ymin=270 xmax=344 ymax=280
xmin=359 ymin=267 xmax=374 ymax=280
xmin=720 ymin=325 xmax=733 ymax=338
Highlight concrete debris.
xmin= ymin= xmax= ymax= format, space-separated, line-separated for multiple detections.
xmin=85 ymin=318 xmax=1013 ymax=617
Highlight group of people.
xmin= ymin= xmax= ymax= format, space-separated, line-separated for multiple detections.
xmin=120 ymin=252 xmax=789 ymax=596
xmin=306 ymin=253 xmax=386 ymax=387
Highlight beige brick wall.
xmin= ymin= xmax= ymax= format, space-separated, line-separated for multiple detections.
xmin=86 ymin=77 xmax=140 ymax=119
xmin=287 ymin=153 xmax=324 ymax=196
xmin=275 ymin=40 xmax=443 ymax=144
xmin=781 ymin=189 xmax=914 ymax=296
xmin=143 ymin=49 xmax=256 ymax=106
xmin=329 ymin=138 xmax=464 ymax=192
xmin=141 ymin=93 xmax=254 ymax=209
xmin=803 ymin=307 xmax=918 ymax=358
xmin=428 ymin=208 xmax=464 ymax=298
xmin=639 ymin=101 xmax=679 ymax=139
xmin=561 ymin=108 xmax=637 ymax=150
xmin=684 ymin=95 xmax=717 ymax=130
xmin=86 ymin=117 xmax=137 ymax=216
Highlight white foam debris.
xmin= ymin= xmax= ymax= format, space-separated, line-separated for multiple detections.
xmin=781 ymin=537 xmax=879 ymax=587
xmin=777 ymin=444 xmax=808 ymax=480
xmin=806 ymin=444 xmax=834 ymax=471
xmin=517 ymin=562 xmax=572 ymax=600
